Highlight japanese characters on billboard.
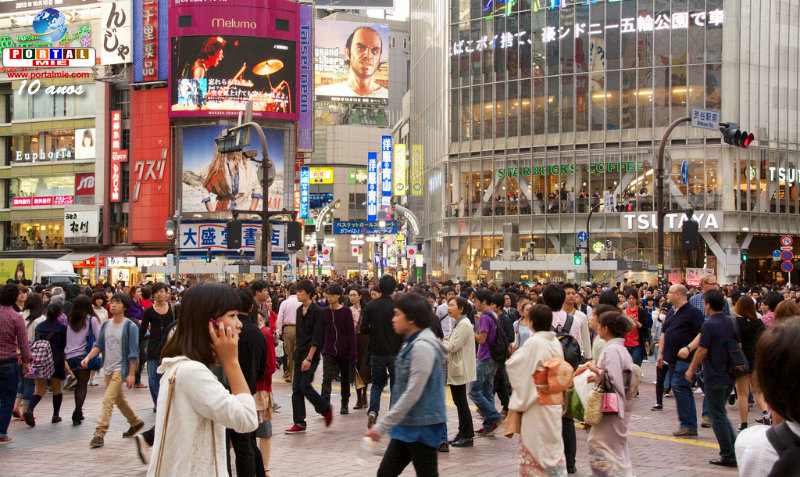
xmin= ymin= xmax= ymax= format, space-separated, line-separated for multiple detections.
xmin=313 ymin=0 xmax=394 ymax=7
xmin=181 ymin=125 xmax=285 ymax=213
xmin=133 ymin=0 xmax=167 ymax=82
xmin=170 ymin=35 xmax=296 ymax=119
xmin=101 ymin=0 xmax=133 ymax=65
xmin=314 ymin=20 xmax=389 ymax=105
xmin=64 ymin=210 xmax=100 ymax=238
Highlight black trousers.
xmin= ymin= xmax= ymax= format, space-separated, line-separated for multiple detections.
xmin=562 ymin=416 xmax=576 ymax=469
xmin=321 ymin=354 xmax=351 ymax=404
xmin=449 ymin=384 xmax=473 ymax=439
xmin=655 ymin=363 xmax=669 ymax=406
xmin=291 ymin=358 xmax=330 ymax=428
xmin=493 ymin=364 xmax=510 ymax=412
xmin=225 ymin=428 xmax=265 ymax=477
xmin=377 ymin=439 xmax=438 ymax=477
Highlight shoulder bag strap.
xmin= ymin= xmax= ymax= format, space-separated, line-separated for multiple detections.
xmin=767 ymin=422 xmax=799 ymax=457
xmin=154 ymin=367 xmax=179 ymax=477
xmin=563 ymin=314 xmax=574 ymax=334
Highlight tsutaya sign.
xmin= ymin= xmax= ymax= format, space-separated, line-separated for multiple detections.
xmin=768 ymin=167 xmax=800 ymax=185
xmin=623 ymin=212 xmax=721 ymax=232
xmin=498 ymin=161 xmax=643 ymax=179
xmin=451 ymin=8 xmax=724 ymax=57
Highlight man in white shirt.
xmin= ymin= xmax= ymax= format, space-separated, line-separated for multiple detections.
xmin=315 ymin=27 xmax=387 ymax=100
xmin=542 ymin=283 xmax=582 ymax=474
xmin=275 ymin=284 xmax=301 ymax=383
xmin=562 ymin=284 xmax=592 ymax=361
xmin=435 ymin=287 xmax=456 ymax=339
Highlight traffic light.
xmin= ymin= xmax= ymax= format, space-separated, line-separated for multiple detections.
xmin=741 ymin=249 xmax=748 ymax=262
xmin=720 ymin=123 xmax=755 ymax=148
xmin=215 ymin=133 xmax=242 ymax=153
xmin=227 ymin=220 xmax=242 ymax=250
xmin=682 ymin=218 xmax=699 ymax=251
xmin=574 ymin=252 xmax=583 ymax=266
xmin=205 ymin=251 xmax=212 ymax=263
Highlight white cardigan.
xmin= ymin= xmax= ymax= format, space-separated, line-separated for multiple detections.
xmin=147 ymin=356 xmax=258 ymax=477
xmin=442 ymin=317 xmax=477 ymax=385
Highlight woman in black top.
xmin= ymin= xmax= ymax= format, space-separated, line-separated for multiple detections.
xmin=733 ymin=296 xmax=768 ymax=429
xmin=139 ymin=283 xmax=175 ymax=408
xmin=23 ymin=302 xmax=68 ymax=426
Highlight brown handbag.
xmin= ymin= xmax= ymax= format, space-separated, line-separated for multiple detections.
xmin=503 ymin=409 xmax=522 ymax=438
xmin=154 ymin=367 xmax=219 ymax=477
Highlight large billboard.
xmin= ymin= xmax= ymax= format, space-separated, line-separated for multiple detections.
xmin=169 ymin=35 xmax=296 ymax=119
xmin=181 ymin=125 xmax=284 ymax=213
xmin=314 ymin=0 xmax=394 ymax=7
xmin=314 ymin=20 xmax=388 ymax=105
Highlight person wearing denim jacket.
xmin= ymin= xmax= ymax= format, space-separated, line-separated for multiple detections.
xmin=366 ymin=293 xmax=447 ymax=477
xmin=81 ymin=293 xmax=144 ymax=448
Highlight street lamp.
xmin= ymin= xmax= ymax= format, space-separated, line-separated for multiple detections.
xmin=164 ymin=219 xmax=176 ymax=238
xmin=164 ymin=199 xmax=181 ymax=281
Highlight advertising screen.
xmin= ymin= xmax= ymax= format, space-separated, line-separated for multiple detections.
xmin=74 ymin=128 xmax=95 ymax=159
xmin=181 ymin=125 xmax=285 ymax=213
xmin=170 ymin=35 xmax=296 ymax=119
xmin=314 ymin=20 xmax=388 ymax=105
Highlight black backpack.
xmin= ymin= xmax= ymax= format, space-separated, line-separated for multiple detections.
xmin=485 ymin=312 xmax=510 ymax=364
xmin=767 ymin=422 xmax=800 ymax=477
xmin=552 ymin=313 xmax=584 ymax=370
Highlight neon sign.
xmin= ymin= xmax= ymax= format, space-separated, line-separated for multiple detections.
xmin=483 ymin=0 xmax=516 ymax=18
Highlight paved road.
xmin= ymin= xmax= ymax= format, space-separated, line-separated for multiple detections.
xmin=1 ymin=361 xmax=744 ymax=477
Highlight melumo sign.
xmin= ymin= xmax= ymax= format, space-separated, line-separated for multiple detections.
xmin=497 ymin=161 xmax=644 ymax=179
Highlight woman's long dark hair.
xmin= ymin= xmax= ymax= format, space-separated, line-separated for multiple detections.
xmin=161 ymin=283 xmax=240 ymax=368
xmin=23 ymin=293 xmax=44 ymax=324
xmin=68 ymin=294 xmax=93 ymax=333
xmin=46 ymin=302 xmax=63 ymax=324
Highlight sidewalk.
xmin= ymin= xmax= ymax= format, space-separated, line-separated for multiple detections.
xmin=0 ymin=361 xmax=743 ymax=477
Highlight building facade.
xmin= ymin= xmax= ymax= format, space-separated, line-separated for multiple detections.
xmin=410 ymin=0 xmax=800 ymax=284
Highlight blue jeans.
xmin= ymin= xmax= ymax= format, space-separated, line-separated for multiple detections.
xmin=369 ymin=354 xmax=396 ymax=416
xmin=0 ymin=362 xmax=20 ymax=437
xmin=705 ymin=383 xmax=736 ymax=461
xmin=15 ymin=364 xmax=34 ymax=405
xmin=147 ymin=359 xmax=161 ymax=407
xmin=669 ymin=360 xmax=697 ymax=430
xmin=469 ymin=359 xmax=503 ymax=428
xmin=626 ymin=346 xmax=644 ymax=366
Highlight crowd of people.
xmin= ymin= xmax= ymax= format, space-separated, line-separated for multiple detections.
xmin=1 ymin=274 xmax=799 ymax=477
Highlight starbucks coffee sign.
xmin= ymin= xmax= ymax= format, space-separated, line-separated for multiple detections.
xmin=497 ymin=161 xmax=643 ymax=179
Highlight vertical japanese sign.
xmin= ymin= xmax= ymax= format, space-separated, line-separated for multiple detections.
xmin=393 ymin=143 xmax=406 ymax=196
xmin=367 ymin=152 xmax=378 ymax=221
xmin=411 ymin=144 xmax=423 ymax=196
xmin=133 ymin=0 xmax=165 ymax=82
xmin=299 ymin=167 xmax=310 ymax=219
xmin=298 ymin=5 xmax=313 ymax=152
xmin=381 ymin=136 xmax=393 ymax=206
xmin=109 ymin=110 xmax=124 ymax=202
xmin=101 ymin=0 xmax=133 ymax=65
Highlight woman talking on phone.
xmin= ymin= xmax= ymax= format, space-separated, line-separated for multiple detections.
xmin=146 ymin=283 xmax=258 ymax=477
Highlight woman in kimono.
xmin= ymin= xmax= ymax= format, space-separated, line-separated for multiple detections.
xmin=575 ymin=311 xmax=636 ymax=477
xmin=506 ymin=304 xmax=568 ymax=477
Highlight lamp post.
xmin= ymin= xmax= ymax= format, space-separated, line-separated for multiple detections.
xmin=314 ymin=199 xmax=340 ymax=278
xmin=656 ymin=116 xmax=690 ymax=289
xmin=585 ymin=202 xmax=601 ymax=283
xmin=164 ymin=198 xmax=181 ymax=281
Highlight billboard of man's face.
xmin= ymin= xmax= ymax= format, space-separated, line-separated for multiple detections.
xmin=347 ymin=28 xmax=382 ymax=80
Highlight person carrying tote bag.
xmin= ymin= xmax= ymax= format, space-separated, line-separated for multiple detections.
xmin=147 ymin=283 xmax=258 ymax=477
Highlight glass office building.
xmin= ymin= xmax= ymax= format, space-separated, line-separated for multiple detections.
xmin=410 ymin=0 xmax=800 ymax=284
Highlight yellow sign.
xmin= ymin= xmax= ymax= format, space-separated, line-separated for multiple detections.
xmin=393 ymin=143 xmax=407 ymax=196
xmin=411 ymin=144 xmax=423 ymax=196
xmin=0 ymin=259 xmax=34 ymax=283
xmin=309 ymin=167 xmax=333 ymax=184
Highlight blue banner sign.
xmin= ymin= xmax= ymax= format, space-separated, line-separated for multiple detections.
xmin=299 ymin=167 xmax=310 ymax=219
xmin=333 ymin=220 xmax=398 ymax=235
xmin=367 ymin=152 xmax=378 ymax=221
xmin=381 ymin=136 xmax=393 ymax=206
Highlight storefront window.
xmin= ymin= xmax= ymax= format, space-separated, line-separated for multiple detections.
xmin=9 ymin=222 xmax=63 ymax=250
xmin=11 ymin=129 xmax=79 ymax=163
xmin=10 ymin=175 xmax=74 ymax=201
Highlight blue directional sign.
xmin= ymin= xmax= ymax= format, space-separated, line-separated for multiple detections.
xmin=781 ymin=261 xmax=794 ymax=273
xmin=577 ymin=231 xmax=588 ymax=243
xmin=681 ymin=161 xmax=689 ymax=186
xmin=367 ymin=152 xmax=378 ymax=221
xmin=774 ymin=250 xmax=782 ymax=259
xmin=381 ymin=136 xmax=393 ymax=207
xmin=781 ymin=251 xmax=793 ymax=261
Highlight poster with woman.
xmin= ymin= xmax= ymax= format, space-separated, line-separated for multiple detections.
xmin=74 ymin=128 xmax=95 ymax=159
